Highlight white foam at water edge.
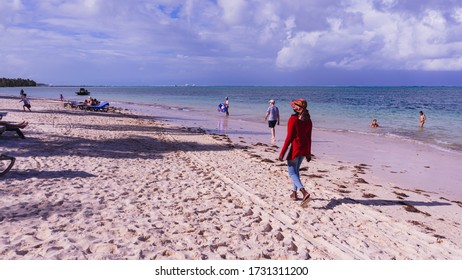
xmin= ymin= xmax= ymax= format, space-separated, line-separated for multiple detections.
xmin=382 ymin=131 xmax=462 ymax=155
xmin=317 ymin=125 xmax=462 ymax=156
xmin=435 ymin=138 xmax=452 ymax=145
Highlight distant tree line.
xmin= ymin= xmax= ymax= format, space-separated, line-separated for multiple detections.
xmin=0 ymin=78 xmax=37 ymax=87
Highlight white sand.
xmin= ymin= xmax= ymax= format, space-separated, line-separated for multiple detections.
xmin=1 ymin=96 xmax=461 ymax=260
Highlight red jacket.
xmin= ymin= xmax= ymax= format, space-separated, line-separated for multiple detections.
xmin=279 ymin=115 xmax=312 ymax=160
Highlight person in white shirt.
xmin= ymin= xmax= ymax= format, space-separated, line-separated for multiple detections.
xmin=264 ymin=99 xmax=280 ymax=142
xmin=20 ymin=93 xmax=32 ymax=112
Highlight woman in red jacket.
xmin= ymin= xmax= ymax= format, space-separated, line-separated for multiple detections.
xmin=278 ymin=98 xmax=312 ymax=205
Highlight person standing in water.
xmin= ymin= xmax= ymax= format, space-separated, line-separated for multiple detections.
xmin=419 ymin=111 xmax=426 ymax=128
xmin=264 ymin=99 xmax=280 ymax=142
xmin=278 ymin=98 xmax=313 ymax=206
xmin=224 ymin=97 xmax=229 ymax=116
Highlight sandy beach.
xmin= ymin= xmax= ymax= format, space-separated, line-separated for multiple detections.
xmin=1 ymin=95 xmax=461 ymax=260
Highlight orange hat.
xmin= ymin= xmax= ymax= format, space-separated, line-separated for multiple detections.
xmin=290 ymin=98 xmax=307 ymax=112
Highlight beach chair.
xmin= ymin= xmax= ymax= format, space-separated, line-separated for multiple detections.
xmin=8 ymin=127 xmax=26 ymax=139
xmin=0 ymin=121 xmax=25 ymax=139
xmin=90 ymin=102 xmax=110 ymax=112
xmin=77 ymin=103 xmax=89 ymax=110
xmin=1 ymin=125 xmax=25 ymax=139
xmin=64 ymin=101 xmax=79 ymax=109
xmin=0 ymin=114 xmax=26 ymax=139
xmin=0 ymin=154 xmax=15 ymax=177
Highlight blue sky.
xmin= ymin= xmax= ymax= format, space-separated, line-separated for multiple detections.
xmin=2 ymin=0 xmax=462 ymax=86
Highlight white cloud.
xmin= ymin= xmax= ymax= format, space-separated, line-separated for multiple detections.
xmin=217 ymin=0 xmax=249 ymax=25
xmin=453 ymin=8 xmax=462 ymax=23
xmin=275 ymin=0 xmax=462 ymax=72
xmin=253 ymin=2 xmax=282 ymax=43
xmin=1 ymin=0 xmax=462 ymax=85
xmin=405 ymin=56 xmax=462 ymax=71
xmin=276 ymin=31 xmax=321 ymax=69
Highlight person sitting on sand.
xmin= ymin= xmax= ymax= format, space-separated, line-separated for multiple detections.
xmin=419 ymin=111 xmax=426 ymax=128
xmin=370 ymin=119 xmax=379 ymax=128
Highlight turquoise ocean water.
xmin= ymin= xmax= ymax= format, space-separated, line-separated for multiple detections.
xmin=2 ymin=86 xmax=462 ymax=154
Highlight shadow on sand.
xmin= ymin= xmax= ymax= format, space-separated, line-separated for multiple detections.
xmin=314 ymin=197 xmax=451 ymax=210
xmin=4 ymin=169 xmax=96 ymax=181
xmin=0 ymin=199 xmax=83 ymax=222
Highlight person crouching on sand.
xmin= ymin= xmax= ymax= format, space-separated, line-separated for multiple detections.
xmin=278 ymin=98 xmax=313 ymax=206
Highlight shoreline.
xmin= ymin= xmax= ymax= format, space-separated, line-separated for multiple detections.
xmin=1 ymin=96 xmax=462 ymax=260
xmin=1 ymin=87 xmax=461 ymax=155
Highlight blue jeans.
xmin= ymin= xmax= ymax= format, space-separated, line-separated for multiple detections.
xmin=287 ymin=156 xmax=304 ymax=191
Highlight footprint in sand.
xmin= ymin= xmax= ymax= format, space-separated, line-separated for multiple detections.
xmin=35 ymin=226 xmax=53 ymax=241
